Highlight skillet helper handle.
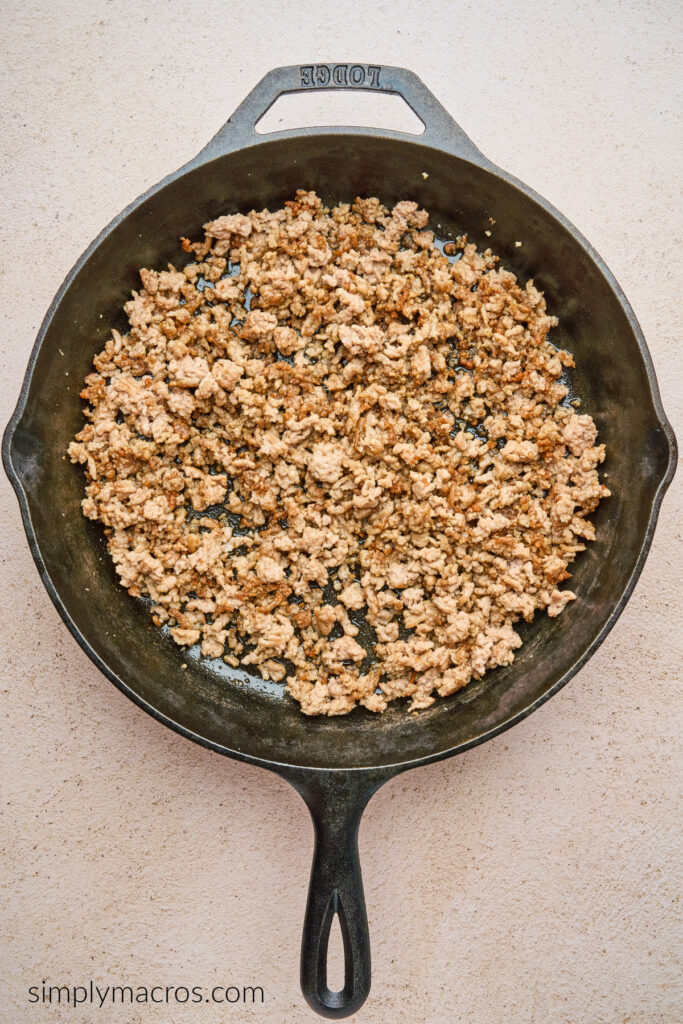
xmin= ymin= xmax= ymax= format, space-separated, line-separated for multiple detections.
xmin=197 ymin=63 xmax=485 ymax=162
xmin=284 ymin=770 xmax=388 ymax=1019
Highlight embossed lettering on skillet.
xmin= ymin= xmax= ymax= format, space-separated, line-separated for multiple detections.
xmin=299 ymin=64 xmax=381 ymax=88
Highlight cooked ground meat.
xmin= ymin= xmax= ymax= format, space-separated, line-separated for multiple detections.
xmin=68 ymin=191 xmax=609 ymax=715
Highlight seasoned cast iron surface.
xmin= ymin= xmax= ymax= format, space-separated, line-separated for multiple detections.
xmin=5 ymin=133 xmax=674 ymax=769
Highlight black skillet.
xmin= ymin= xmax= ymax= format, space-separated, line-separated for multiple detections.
xmin=3 ymin=64 xmax=676 ymax=1017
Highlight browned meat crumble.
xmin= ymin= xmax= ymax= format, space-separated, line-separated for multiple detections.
xmin=68 ymin=191 xmax=609 ymax=715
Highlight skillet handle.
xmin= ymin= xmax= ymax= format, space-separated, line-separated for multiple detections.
xmin=282 ymin=769 xmax=390 ymax=1019
xmin=196 ymin=63 xmax=486 ymax=163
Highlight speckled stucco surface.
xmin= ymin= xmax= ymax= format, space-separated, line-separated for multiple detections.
xmin=1 ymin=2 xmax=681 ymax=1022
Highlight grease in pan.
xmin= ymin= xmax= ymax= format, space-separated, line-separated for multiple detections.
xmin=68 ymin=191 xmax=609 ymax=716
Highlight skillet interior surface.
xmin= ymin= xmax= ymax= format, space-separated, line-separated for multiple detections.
xmin=5 ymin=133 xmax=673 ymax=770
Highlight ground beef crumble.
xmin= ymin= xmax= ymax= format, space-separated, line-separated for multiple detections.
xmin=69 ymin=191 xmax=609 ymax=715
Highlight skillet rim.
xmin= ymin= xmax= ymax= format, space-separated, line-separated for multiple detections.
xmin=2 ymin=129 xmax=677 ymax=775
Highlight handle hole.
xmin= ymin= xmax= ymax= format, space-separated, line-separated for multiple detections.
xmin=325 ymin=910 xmax=345 ymax=994
xmin=255 ymin=91 xmax=425 ymax=136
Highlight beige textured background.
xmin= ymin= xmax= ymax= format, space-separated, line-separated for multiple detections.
xmin=1 ymin=2 xmax=681 ymax=1022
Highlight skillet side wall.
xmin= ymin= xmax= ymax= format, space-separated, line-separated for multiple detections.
xmin=8 ymin=134 xmax=670 ymax=769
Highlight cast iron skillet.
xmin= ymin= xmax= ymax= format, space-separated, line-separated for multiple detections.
xmin=3 ymin=64 xmax=676 ymax=1017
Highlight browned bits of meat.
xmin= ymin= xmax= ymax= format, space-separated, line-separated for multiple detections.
xmin=69 ymin=191 xmax=610 ymax=716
